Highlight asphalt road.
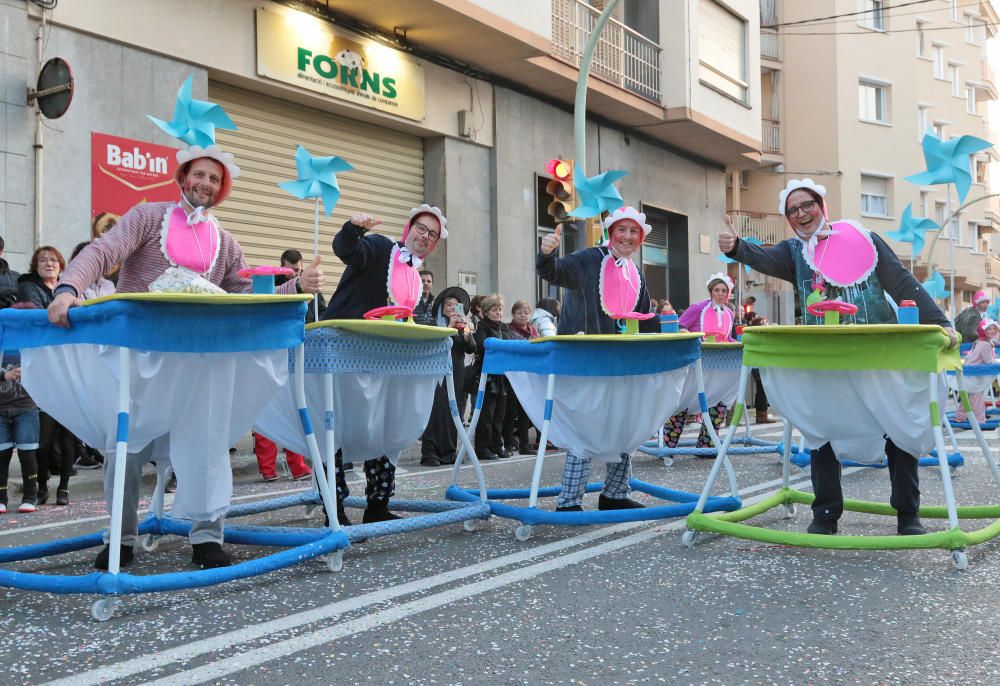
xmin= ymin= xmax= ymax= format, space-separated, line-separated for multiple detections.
xmin=3 ymin=422 xmax=1000 ymax=686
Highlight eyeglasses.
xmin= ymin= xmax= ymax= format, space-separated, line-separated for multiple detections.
xmin=411 ymin=222 xmax=440 ymax=241
xmin=785 ymin=200 xmax=818 ymax=218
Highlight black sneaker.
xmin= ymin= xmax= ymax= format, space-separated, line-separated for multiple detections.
xmin=343 ymin=462 xmax=354 ymax=471
xmin=897 ymin=514 xmax=927 ymax=536
xmin=363 ymin=503 xmax=401 ymax=523
xmin=191 ymin=542 xmax=231 ymax=569
xmin=555 ymin=505 xmax=583 ymax=512
xmin=806 ymin=517 xmax=839 ymax=535
xmin=95 ymin=544 xmax=134 ymax=570
xmin=478 ymin=452 xmax=499 ymax=461
xmin=420 ymin=456 xmax=441 ymax=467
xmin=598 ymin=495 xmax=645 ymax=510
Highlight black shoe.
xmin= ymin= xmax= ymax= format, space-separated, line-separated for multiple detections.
xmin=496 ymin=450 xmax=512 ymax=459
xmin=598 ymin=495 xmax=645 ymax=510
xmin=37 ymin=489 xmax=48 ymax=505
xmin=322 ymin=506 xmax=353 ymax=528
xmin=897 ymin=514 xmax=927 ymax=536
xmin=806 ymin=517 xmax=839 ymax=535
xmin=420 ymin=456 xmax=441 ymax=467
xmin=519 ymin=446 xmax=537 ymax=456
xmin=55 ymin=489 xmax=69 ymax=506
xmin=555 ymin=505 xmax=583 ymax=512
xmin=343 ymin=462 xmax=354 ymax=471
xmin=363 ymin=502 xmax=401 ymax=523
xmin=439 ymin=454 xmax=456 ymax=465
xmin=478 ymin=452 xmax=499 ymax=461
xmin=95 ymin=544 xmax=134 ymax=570
xmin=191 ymin=542 xmax=232 ymax=569
xmin=75 ymin=454 xmax=101 ymax=469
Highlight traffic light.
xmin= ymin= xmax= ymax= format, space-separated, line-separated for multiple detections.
xmin=545 ymin=158 xmax=575 ymax=222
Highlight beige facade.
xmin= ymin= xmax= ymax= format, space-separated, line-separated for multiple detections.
xmin=4 ymin=0 xmax=762 ymax=309
xmin=732 ymin=0 xmax=1000 ymax=323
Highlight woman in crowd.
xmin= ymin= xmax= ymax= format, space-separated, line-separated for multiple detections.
xmin=472 ymin=293 xmax=509 ymax=460
xmin=502 ymin=300 xmax=539 ymax=455
xmin=420 ymin=286 xmax=476 ymax=466
xmin=0 ymin=303 xmax=40 ymax=514
xmin=18 ymin=246 xmax=76 ymax=505
xmin=663 ymin=274 xmax=737 ymax=450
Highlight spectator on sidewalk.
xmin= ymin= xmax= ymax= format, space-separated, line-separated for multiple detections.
xmin=412 ymin=270 xmax=435 ymax=326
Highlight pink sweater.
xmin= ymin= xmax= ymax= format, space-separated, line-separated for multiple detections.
xmin=59 ymin=202 xmax=299 ymax=296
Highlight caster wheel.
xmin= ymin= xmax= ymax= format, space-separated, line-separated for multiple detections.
xmin=660 ymin=457 xmax=674 ymax=467
xmin=325 ymin=551 xmax=344 ymax=572
xmin=952 ymin=550 xmax=969 ymax=571
xmin=91 ymin=598 xmax=116 ymax=622
xmin=514 ymin=525 xmax=533 ymax=541
xmin=304 ymin=504 xmax=319 ymax=517
xmin=463 ymin=519 xmax=478 ymax=532
xmin=139 ymin=534 xmax=160 ymax=552
xmin=783 ymin=503 xmax=795 ymax=518
xmin=681 ymin=529 xmax=699 ymax=547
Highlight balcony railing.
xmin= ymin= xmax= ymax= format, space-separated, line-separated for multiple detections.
xmin=727 ymin=211 xmax=786 ymax=245
xmin=760 ymin=28 xmax=780 ymax=60
xmin=551 ymin=0 xmax=662 ymax=102
xmin=762 ymin=119 xmax=781 ymax=154
xmin=986 ymin=254 xmax=1000 ymax=279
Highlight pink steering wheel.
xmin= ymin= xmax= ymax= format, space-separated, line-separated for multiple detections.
xmin=806 ymin=300 xmax=859 ymax=318
xmin=364 ymin=305 xmax=414 ymax=321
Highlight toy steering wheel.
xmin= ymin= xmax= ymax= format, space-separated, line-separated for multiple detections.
xmin=364 ymin=305 xmax=414 ymax=322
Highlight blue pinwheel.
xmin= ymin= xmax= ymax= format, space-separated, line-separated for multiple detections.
xmin=718 ymin=236 xmax=762 ymax=274
xmin=922 ymin=270 xmax=951 ymax=300
xmin=278 ymin=145 xmax=354 ymax=217
xmin=885 ymin=203 xmax=938 ymax=257
xmin=568 ymin=166 xmax=628 ymax=218
xmin=905 ymin=133 xmax=992 ymax=203
xmin=147 ymin=75 xmax=237 ymax=147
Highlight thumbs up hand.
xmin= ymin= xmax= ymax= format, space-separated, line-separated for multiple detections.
xmin=541 ymin=224 xmax=563 ymax=255
xmin=719 ymin=215 xmax=740 ymax=254
xmin=298 ymin=254 xmax=326 ymax=294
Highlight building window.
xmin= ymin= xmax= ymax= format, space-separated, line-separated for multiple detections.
xmin=932 ymin=121 xmax=946 ymax=138
xmin=859 ymin=80 xmax=889 ymax=123
xmin=976 ymin=159 xmax=988 ymax=185
xmin=920 ymin=191 xmax=930 ymax=217
xmin=949 ymin=64 xmax=961 ymax=96
xmin=860 ymin=174 xmax=890 ymax=217
xmin=932 ymin=45 xmax=945 ymax=79
xmin=967 ymin=87 xmax=978 ymax=114
xmin=698 ymin=0 xmax=749 ymax=103
xmin=935 ymin=201 xmax=950 ymax=238
xmin=950 ymin=0 xmax=959 ymax=21
xmin=918 ymin=105 xmax=930 ymax=139
xmin=917 ymin=21 xmax=927 ymax=56
xmin=859 ymin=0 xmax=885 ymax=30
xmin=966 ymin=16 xmax=986 ymax=45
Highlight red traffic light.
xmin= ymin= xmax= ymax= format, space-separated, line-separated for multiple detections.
xmin=546 ymin=159 xmax=573 ymax=181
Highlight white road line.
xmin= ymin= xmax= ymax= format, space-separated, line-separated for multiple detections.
xmin=138 ymin=477 xmax=825 ymax=686
xmin=42 ymin=469 xmax=827 ymax=686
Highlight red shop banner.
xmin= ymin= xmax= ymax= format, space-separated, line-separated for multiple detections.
xmin=91 ymin=132 xmax=179 ymax=239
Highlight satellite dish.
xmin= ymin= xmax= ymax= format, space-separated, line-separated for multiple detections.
xmin=28 ymin=57 xmax=74 ymax=119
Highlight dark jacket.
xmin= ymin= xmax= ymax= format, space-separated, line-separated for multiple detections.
xmin=472 ymin=317 xmax=509 ymax=394
xmin=955 ymin=306 xmax=985 ymax=343
xmin=0 ymin=259 xmax=19 ymax=307
xmin=431 ymin=286 xmax=476 ymax=388
xmin=726 ymin=234 xmax=950 ymax=327
xmin=16 ymin=272 xmax=56 ymax=309
xmin=321 ymin=221 xmax=399 ymax=321
xmin=536 ymin=246 xmax=658 ymax=335
xmin=413 ymin=293 xmax=436 ymax=326
xmin=276 ymin=273 xmax=326 ymax=324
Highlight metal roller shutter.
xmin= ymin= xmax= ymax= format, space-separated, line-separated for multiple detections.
xmin=208 ymin=81 xmax=424 ymax=290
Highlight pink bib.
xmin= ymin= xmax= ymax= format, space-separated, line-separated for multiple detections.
xmin=700 ymin=303 xmax=734 ymax=342
xmin=386 ymin=245 xmax=421 ymax=309
xmin=599 ymin=253 xmax=642 ymax=317
xmin=161 ymin=207 xmax=219 ymax=275
xmin=807 ymin=220 xmax=878 ymax=288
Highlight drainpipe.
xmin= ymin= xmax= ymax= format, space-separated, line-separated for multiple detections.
xmin=33 ymin=13 xmax=46 ymax=249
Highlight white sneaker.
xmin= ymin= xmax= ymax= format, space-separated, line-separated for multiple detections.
xmin=0 ymin=502 xmax=6 ymax=514
xmin=17 ymin=501 xmax=36 ymax=513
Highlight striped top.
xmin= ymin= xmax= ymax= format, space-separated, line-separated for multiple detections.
xmin=60 ymin=202 xmax=299 ymax=296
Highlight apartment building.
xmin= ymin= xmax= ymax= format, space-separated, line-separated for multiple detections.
xmin=731 ymin=0 xmax=1000 ymax=323
xmin=1 ymin=0 xmax=762 ymax=309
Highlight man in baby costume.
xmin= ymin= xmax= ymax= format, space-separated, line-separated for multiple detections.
xmin=537 ymin=206 xmax=659 ymax=511
xmin=955 ymin=290 xmax=991 ymax=343
xmin=719 ymin=179 xmax=958 ymax=536
xmin=48 ymin=145 xmax=326 ymax=569
xmin=321 ymin=205 xmax=447 ymax=525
